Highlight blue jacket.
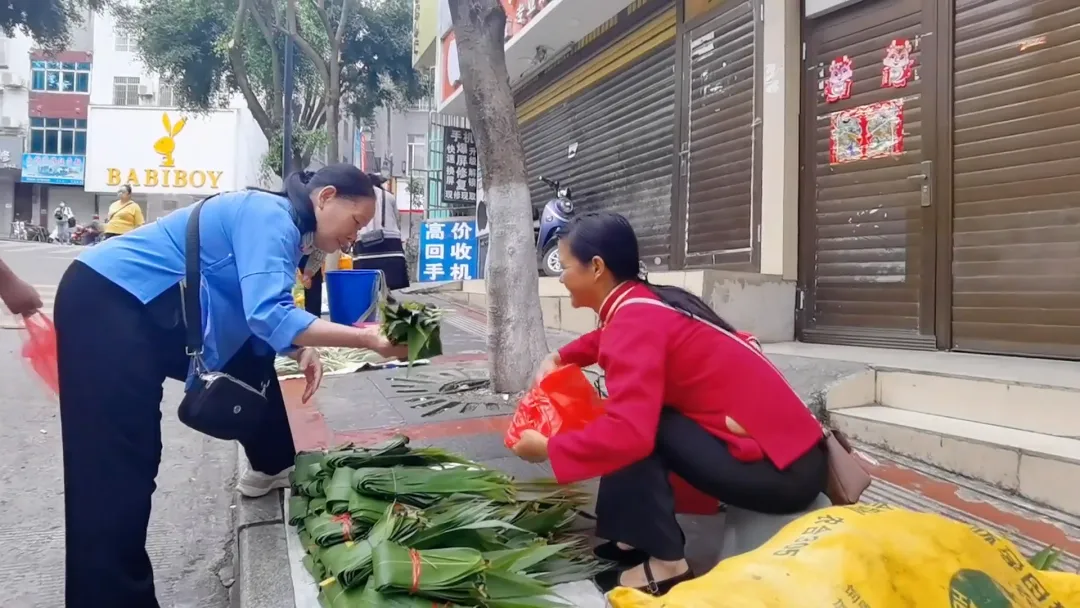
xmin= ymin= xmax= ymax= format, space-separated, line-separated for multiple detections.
xmin=78 ymin=190 xmax=318 ymax=378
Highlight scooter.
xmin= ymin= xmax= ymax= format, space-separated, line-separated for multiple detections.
xmin=534 ymin=176 xmax=573 ymax=277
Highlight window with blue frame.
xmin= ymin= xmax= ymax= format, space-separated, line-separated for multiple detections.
xmin=30 ymin=61 xmax=91 ymax=94
xmin=29 ymin=118 xmax=88 ymax=155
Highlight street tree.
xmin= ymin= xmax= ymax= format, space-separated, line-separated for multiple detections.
xmin=117 ymin=0 xmax=425 ymax=176
xmin=1 ymin=0 xmax=108 ymax=49
xmin=447 ymin=0 xmax=548 ymax=392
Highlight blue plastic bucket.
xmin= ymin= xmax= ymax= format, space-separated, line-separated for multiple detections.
xmin=325 ymin=269 xmax=384 ymax=325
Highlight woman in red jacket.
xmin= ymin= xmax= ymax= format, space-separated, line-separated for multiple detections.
xmin=512 ymin=212 xmax=828 ymax=595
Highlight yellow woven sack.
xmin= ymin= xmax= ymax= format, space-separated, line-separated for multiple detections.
xmin=609 ymin=503 xmax=1080 ymax=608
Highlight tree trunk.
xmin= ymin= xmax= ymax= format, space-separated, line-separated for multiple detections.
xmin=447 ymin=0 xmax=548 ymax=393
xmin=326 ymin=88 xmax=340 ymax=162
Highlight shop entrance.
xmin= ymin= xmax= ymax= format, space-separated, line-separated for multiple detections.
xmin=798 ymin=0 xmax=946 ymax=349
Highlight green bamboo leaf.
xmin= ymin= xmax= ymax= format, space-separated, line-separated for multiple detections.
xmin=484 ymin=544 xmax=569 ymax=573
xmin=288 ymin=495 xmax=310 ymax=526
xmin=1030 ymin=545 xmax=1061 ymax=571
xmin=325 ymin=467 xmax=356 ymax=515
xmin=371 ymin=542 xmax=485 ymax=602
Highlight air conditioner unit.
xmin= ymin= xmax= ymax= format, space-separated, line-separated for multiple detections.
xmin=1 ymin=73 xmax=12 ymax=86
xmin=0 ymin=116 xmax=11 ymax=128
xmin=138 ymin=85 xmax=152 ymax=96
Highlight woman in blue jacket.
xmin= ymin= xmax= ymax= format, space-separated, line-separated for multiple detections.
xmin=54 ymin=164 xmax=406 ymax=608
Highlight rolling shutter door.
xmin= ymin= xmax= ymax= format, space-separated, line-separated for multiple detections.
xmin=800 ymin=0 xmax=936 ymax=348
xmin=952 ymin=0 xmax=1080 ymax=358
xmin=520 ymin=11 xmax=677 ymax=265
xmin=682 ymin=0 xmax=760 ymax=269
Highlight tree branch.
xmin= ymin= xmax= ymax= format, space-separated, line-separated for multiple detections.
xmin=283 ymin=0 xmax=330 ymax=85
xmin=303 ymin=0 xmax=332 ymax=39
xmin=334 ymin=0 xmax=352 ymax=46
xmin=229 ymin=0 xmax=273 ymax=136
xmin=247 ymin=1 xmax=281 ymax=122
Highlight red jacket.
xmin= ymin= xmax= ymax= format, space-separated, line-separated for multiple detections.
xmin=547 ymin=282 xmax=824 ymax=484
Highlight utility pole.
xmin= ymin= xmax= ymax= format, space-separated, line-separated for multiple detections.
xmin=282 ymin=37 xmax=296 ymax=177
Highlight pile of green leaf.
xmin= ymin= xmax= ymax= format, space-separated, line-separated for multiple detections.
xmin=274 ymin=347 xmax=387 ymax=378
xmin=288 ymin=435 xmax=608 ymax=607
xmin=381 ymin=301 xmax=444 ymax=365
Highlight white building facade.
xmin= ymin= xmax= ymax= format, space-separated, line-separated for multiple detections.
xmin=86 ymin=8 xmax=270 ymax=221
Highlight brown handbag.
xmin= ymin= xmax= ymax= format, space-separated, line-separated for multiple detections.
xmin=823 ymin=428 xmax=873 ymax=505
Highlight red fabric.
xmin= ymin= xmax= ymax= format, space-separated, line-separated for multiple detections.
xmin=548 ymin=282 xmax=823 ymax=485
xmin=504 ymin=365 xmax=605 ymax=449
xmin=21 ymin=313 xmax=59 ymax=396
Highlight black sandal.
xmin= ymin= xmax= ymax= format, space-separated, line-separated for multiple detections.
xmin=594 ymin=560 xmax=695 ymax=595
xmin=593 ymin=541 xmax=648 ymax=566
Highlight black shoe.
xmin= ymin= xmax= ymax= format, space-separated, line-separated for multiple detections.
xmin=593 ymin=541 xmax=648 ymax=567
xmin=593 ymin=560 xmax=695 ymax=595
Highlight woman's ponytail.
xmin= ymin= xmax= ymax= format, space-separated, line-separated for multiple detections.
xmin=561 ymin=211 xmax=738 ymax=333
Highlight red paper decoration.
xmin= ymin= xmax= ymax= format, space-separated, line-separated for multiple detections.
xmin=824 ymin=56 xmax=854 ymax=103
xmin=829 ymin=99 xmax=904 ymax=164
xmin=881 ymin=39 xmax=915 ymax=88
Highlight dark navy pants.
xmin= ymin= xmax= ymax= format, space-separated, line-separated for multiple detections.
xmin=595 ymin=408 xmax=828 ymax=561
xmin=54 ymin=261 xmax=295 ymax=607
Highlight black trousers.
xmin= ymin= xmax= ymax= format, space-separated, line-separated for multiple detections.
xmin=54 ymin=261 xmax=296 ymax=608
xmin=304 ymin=268 xmax=323 ymax=317
xmin=595 ymin=408 xmax=828 ymax=561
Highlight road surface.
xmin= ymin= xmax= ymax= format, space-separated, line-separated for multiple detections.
xmin=0 ymin=240 xmax=236 ymax=607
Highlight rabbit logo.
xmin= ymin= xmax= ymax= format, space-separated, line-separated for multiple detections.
xmin=154 ymin=113 xmax=187 ymax=168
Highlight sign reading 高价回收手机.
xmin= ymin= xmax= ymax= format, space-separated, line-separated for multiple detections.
xmin=440 ymin=126 xmax=478 ymax=206
xmin=418 ymin=218 xmax=477 ymax=283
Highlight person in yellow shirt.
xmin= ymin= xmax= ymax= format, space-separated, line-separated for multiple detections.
xmin=103 ymin=185 xmax=145 ymax=239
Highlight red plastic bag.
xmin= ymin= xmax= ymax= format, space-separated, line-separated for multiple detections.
xmin=21 ymin=313 xmax=59 ymax=396
xmin=504 ymin=365 xmax=604 ymax=449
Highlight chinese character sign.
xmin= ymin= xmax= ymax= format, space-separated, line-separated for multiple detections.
xmin=440 ymin=126 xmax=479 ymax=205
xmin=418 ymin=219 xmax=479 ymax=282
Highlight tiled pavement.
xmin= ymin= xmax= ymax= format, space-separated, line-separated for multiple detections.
xmin=281 ymin=293 xmax=1080 ymax=575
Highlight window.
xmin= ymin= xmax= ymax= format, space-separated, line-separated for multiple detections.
xmin=115 ymin=32 xmax=134 ymax=52
xmin=30 ymin=61 xmax=91 ymax=94
xmin=29 ymin=117 xmax=88 ymax=155
xmin=157 ymin=85 xmax=175 ymax=107
xmin=406 ymin=134 xmax=427 ymax=175
xmin=113 ymin=76 xmax=140 ymax=106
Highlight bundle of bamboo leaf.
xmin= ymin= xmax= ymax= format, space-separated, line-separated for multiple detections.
xmin=288 ymin=435 xmax=608 ymax=607
xmin=381 ymin=301 xmax=444 ymax=365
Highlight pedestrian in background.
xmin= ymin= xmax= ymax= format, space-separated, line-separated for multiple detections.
xmin=104 ymin=185 xmax=145 ymax=239
xmin=352 ymin=173 xmax=410 ymax=295
xmin=53 ymin=164 xmax=407 ymax=607
xmin=54 ymin=202 xmax=72 ymax=245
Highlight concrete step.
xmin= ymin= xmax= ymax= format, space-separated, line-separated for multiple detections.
xmin=832 ymin=405 xmax=1080 ymax=515
xmin=871 ymin=370 xmax=1080 ymax=437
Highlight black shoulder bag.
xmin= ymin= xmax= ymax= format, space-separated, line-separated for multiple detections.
xmin=176 ymin=198 xmax=270 ymax=442
xmin=358 ymin=188 xmax=388 ymax=248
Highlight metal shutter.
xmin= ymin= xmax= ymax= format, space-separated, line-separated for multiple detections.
xmin=682 ymin=0 xmax=760 ymax=269
xmin=800 ymin=0 xmax=936 ymax=348
xmin=952 ymin=0 xmax=1080 ymax=358
xmin=521 ymin=14 xmax=677 ymax=266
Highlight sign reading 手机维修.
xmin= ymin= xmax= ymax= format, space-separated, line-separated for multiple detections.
xmin=440 ymin=126 xmax=478 ymax=205
xmin=418 ymin=218 xmax=477 ymax=283
xmin=84 ymin=107 xmax=238 ymax=195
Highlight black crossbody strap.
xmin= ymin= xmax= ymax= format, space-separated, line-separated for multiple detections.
xmin=183 ymin=199 xmax=207 ymax=356
xmin=380 ymin=189 xmax=389 ymax=230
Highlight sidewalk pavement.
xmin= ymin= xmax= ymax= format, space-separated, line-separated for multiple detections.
xmin=232 ymin=294 xmax=1080 ymax=607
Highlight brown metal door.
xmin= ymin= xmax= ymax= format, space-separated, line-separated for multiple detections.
xmin=676 ymin=0 xmax=762 ymax=270
xmin=799 ymin=0 xmax=941 ymax=348
xmin=952 ymin=0 xmax=1080 ymax=359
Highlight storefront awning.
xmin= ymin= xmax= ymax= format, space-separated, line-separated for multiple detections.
xmin=438 ymin=0 xmax=636 ymax=116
